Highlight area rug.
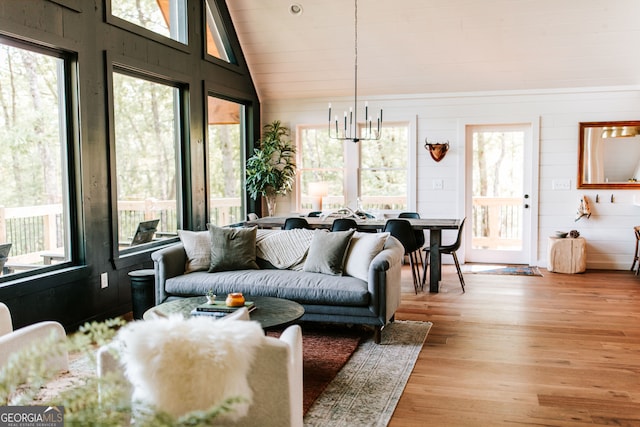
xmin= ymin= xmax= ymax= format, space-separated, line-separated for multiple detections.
xmin=304 ymin=320 xmax=432 ymax=427
xmin=471 ymin=265 xmax=543 ymax=276
xmin=27 ymin=320 xmax=430 ymax=427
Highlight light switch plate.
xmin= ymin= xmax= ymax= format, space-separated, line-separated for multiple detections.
xmin=552 ymin=179 xmax=571 ymax=190
xmin=432 ymin=179 xmax=444 ymax=190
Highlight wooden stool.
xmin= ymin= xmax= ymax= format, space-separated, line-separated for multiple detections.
xmin=547 ymin=237 xmax=586 ymax=274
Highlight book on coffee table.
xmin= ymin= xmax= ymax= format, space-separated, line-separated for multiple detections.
xmin=189 ymin=309 xmax=229 ymax=318
xmin=195 ymin=301 xmax=255 ymax=313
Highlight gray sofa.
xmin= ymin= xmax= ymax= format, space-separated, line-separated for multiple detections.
xmin=151 ymin=230 xmax=404 ymax=343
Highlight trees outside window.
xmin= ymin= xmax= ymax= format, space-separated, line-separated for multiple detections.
xmin=0 ymin=39 xmax=74 ymax=277
xmin=112 ymin=71 xmax=181 ymax=251
xmin=109 ymin=0 xmax=188 ymax=44
xmin=296 ymin=124 xmax=408 ymax=213
xmin=207 ymin=95 xmax=245 ymax=225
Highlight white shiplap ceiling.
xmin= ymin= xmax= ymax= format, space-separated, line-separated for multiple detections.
xmin=226 ymin=0 xmax=640 ymax=102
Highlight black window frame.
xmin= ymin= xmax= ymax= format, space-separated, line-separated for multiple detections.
xmin=0 ymin=35 xmax=84 ymax=285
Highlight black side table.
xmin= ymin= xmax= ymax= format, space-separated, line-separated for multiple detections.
xmin=129 ymin=269 xmax=155 ymax=320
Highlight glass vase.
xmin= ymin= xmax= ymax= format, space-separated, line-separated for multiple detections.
xmin=265 ymin=193 xmax=277 ymax=217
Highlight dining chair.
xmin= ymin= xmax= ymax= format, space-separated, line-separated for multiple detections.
xmin=383 ymin=219 xmax=422 ymax=293
xmin=330 ymin=218 xmax=358 ymax=232
xmin=422 ymin=218 xmax=466 ymax=292
xmin=398 ymin=212 xmax=426 ymax=266
xmin=283 ymin=217 xmax=310 ymax=230
xmin=247 ymin=213 xmax=259 ymax=221
xmin=631 ymin=226 xmax=640 ymax=275
xmin=307 ymin=211 xmax=322 ymax=217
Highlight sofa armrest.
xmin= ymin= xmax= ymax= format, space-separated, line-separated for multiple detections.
xmin=151 ymin=244 xmax=187 ymax=304
xmin=0 ymin=321 xmax=69 ymax=373
xmin=279 ymin=325 xmax=303 ymax=427
xmin=367 ymin=236 xmax=404 ymax=323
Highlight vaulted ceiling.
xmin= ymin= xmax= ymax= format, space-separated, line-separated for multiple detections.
xmin=226 ymin=0 xmax=640 ymax=102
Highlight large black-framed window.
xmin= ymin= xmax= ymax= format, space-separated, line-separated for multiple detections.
xmin=0 ymin=36 xmax=78 ymax=282
xmin=205 ymin=94 xmax=247 ymax=226
xmin=108 ymin=65 xmax=187 ymax=258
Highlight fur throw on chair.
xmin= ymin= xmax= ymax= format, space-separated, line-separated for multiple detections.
xmin=116 ymin=315 xmax=264 ymax=420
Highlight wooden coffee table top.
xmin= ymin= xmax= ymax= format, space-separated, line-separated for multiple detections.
xmin=144 ymin=295 xmax=305 ymax=329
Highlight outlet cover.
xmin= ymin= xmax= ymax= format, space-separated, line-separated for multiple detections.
xmin=432 ymin=179 xmax=444 ymax=190
xmin=100 ymin=272 xmax=108 ymax=288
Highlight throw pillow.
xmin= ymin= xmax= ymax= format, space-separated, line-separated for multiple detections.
xmin=117 ymin=315 xmax=264 ymax=420
xmin=177 ymin=230 xmax=211 ymax=273
xmin=303 ymin=229 xmax=355 ymax=275
xmin=208 ymin=225 xmax=259 ymax=272
xmin=344 ymin=232 xmax=390 ymax=281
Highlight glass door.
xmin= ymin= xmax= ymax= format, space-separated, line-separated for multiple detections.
xmin=465 ymin=124 xmax=533 ymax=264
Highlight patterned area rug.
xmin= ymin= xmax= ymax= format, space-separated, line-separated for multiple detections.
xmin=304 ymin=320 xmax=432 ymax=427
xmin=28 ymin=320 xmax=430 ymax=427
xmin=470 ymin=265 xmax=543 ymax=276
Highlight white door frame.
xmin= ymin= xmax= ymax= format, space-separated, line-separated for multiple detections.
xmin=456 ymin=116 xmax=540 ymax=266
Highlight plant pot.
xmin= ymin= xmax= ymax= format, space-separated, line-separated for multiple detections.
xmin=265 ymin=193 xmax=277 ymax=217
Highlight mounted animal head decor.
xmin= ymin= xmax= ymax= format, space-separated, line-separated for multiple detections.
xmin=424 ymin=140 xmax=450 ymax=162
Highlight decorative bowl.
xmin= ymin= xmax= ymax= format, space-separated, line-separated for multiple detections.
xmin=554 ymin=231 xmax=568 ymax=238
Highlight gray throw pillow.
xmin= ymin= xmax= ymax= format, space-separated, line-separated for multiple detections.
xmin=208 ymin=225 xmax=259 ymax=272
xmin=303 ymin=229 xmax=355 ymax=275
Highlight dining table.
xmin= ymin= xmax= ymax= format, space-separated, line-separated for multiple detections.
xmin=244 ymin=216 xmax=462 ymax=293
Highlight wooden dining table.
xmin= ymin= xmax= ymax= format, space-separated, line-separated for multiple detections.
xmin=244 ymin=216 xmax=462 ymax=293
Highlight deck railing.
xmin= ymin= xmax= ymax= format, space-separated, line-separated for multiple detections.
xmin=3 ymin=196 xmax=518 ymax=261
xmin=471 ymin=196 xmax=522 ymax=250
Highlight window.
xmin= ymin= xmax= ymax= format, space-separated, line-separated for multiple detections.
xmin=0 ymin=38 xmax=75 ymax=278
xmin=359 ymin=125 xmax=408 ymax=211
xmin=112 ymin=71 xmax=182 ymax=253
xmin=297 ymin=126 xmax=345 ymax=210
xmin=204 ymin=0 xmax=237 ymax=64
xmin=296 ymin=123 xmax=409 ymax=213
xmin=207 ymin=96 xmax=245 ymax=225
xmin=109 ymin=0 xmax=187 ymax=45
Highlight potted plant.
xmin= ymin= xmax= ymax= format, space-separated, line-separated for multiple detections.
xmin=245 ymin=121 xmax=296 ymax=216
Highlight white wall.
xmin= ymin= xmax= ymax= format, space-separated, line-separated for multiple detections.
xmin=262 ymin=86 xmax=640 ymax=270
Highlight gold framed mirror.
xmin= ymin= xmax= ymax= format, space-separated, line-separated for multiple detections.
xmin=578 ymin=120 xmax=640 ymax=189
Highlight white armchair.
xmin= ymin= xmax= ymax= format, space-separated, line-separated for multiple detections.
xmin=97 ymin=308 xmax=303 ymax=427
xmin=0 ymin=302 xmax=69 ymax=372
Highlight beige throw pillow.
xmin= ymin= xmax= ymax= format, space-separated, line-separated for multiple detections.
xmin=303 ymin=229 xmax=355 ymax=275
xmin=344 ymin=232 xmax=390 ymax=281
xmin=177 ymin=230 xmax=211 ymax=273
xmin=208 ymin=225 xmax=259 ymax=272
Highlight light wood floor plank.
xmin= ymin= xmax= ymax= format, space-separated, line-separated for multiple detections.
xmin=390 ymin=266 xmax=640 ymax=426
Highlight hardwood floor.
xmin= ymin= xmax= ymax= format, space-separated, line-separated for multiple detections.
xmin=389 ymin=264 xmax=640 ymax=426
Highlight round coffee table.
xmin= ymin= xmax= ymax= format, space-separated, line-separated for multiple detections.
xmin=143 ymin=295 xmax=305 ymax=329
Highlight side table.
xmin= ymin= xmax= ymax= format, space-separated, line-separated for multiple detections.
xmin=547 ymin=237 xmax=586 ymax=273
xmin=129 ymin=269 xmax=155 ymax=319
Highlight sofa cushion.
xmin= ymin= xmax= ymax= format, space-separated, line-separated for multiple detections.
xmin=344 ymin=232 xmax=390 ymax=281
xmin=177 ymin=230 xmax=210 ymax=273
xmin=303 ymin=229 xmax=355 ymax=275
xmin=165 ymin=269 xmax=370 ymax=306
xmin=208 ymin=225 xmax=259 ymax=272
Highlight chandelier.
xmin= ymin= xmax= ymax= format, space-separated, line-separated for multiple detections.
xmin=328 ymin=0 xmax=382 ymax=143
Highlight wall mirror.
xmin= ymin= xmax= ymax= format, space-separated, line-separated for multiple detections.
xmin=578 ymin=120 xmax=640 ymax=189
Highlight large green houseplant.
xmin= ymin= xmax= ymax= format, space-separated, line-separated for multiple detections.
xmin=245 ymin=121 xmax=296 ymax=216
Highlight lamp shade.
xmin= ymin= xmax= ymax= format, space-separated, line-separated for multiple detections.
xmin=308 ymin=181 xmax=329 ymax=197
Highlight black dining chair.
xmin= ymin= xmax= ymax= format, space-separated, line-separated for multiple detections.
xmin=398 ymin=212 xmax=426 ymax=266
xmin=422 ymin=218 xmax=466 ymax=292
xmin=330 ymin=218 xmax=358 ymax=232
xmin=283 ymin=217 xmax=310 ymax=230
xmin=307 ymin=211 xmax=322 ymax=218
xmin=383 ymin=219 xmax=422 ymax=293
